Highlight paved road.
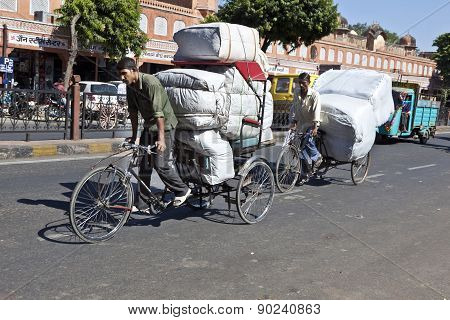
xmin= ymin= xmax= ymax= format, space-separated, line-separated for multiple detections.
xmin=0 ymin=133 xmax=449 ymax=299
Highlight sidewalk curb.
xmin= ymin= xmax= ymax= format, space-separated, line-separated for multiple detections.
xmin=0 ymin=139 xmax=123 ymax=160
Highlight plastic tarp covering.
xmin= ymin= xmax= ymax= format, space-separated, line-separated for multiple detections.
xmin=175 ymin=129 xmax=235 ymax=185
xmin=320 ymin=94 xmax=376 ymax=162
xmin=314 ymin=69 xmax=394 ymax=126
xmin=174 ymin=23 xmax=260 ymax=63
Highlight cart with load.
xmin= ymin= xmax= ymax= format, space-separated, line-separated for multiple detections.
xmin=69 ymin=23 xmax=277 ymax=243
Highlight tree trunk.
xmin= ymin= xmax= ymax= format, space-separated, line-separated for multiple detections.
xmin=64 ymin=14 xmax=81 ymax=90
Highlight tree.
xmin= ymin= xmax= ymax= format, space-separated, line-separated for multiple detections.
xmin=348 ymin=22 xmax=399 ymax=45
xmin=56 ymin=0 xmax=148 ymax=89
xmin=433 ymin=33 xmax=450 ymax=87
xmin=213 ymin=0 xmax=339 ymax=53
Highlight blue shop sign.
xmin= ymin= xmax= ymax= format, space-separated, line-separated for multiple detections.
xmin=0 ymin=57 xmax=14 ymax=73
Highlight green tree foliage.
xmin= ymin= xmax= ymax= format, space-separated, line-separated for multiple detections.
xmin=214 ymin=0 xmax=339 ymax=52
xmin=348 ymin=22 xmax=399 ymax=45
xmin=433 ymin=33 xmax=450 ymax=87
xmin=56 ymin=0 xmax=147 ymax=87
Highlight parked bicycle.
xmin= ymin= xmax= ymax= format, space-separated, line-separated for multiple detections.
xmin=275 ymin=129 xmax=371 ymax=192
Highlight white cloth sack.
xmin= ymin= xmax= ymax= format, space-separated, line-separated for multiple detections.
xmin=319 ymin=94 xmax=376 ymax=162
xmin=156 ymin=69 xmax=225 ymax=92
xmin=221 ymin=92 xmax=273 ymax=140
xmin=314 ymin=69 xmax=394 ymax=126
xmin=175 ymin=129 xmax=235 ymax=185
xmin=205 ymin=66 xmax=271 ymax=95
xmin=174 ymin=23 xmax=260 ymax=63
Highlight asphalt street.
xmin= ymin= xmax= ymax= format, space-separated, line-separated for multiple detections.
xmin=0 ymin=133 xmax=449 ymax=299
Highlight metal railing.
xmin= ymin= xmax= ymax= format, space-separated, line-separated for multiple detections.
xmin=0 ymin=88 xmax=70 ymax=140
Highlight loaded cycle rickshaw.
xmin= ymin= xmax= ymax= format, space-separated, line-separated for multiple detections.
xmin=69 ymin=61 xmax=276 ymax=243
xmin=275 ymin=129 xmax=371 ymax=193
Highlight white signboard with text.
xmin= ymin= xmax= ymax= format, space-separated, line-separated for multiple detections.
xmin=9 ymin=33 xmax=68 ymax=49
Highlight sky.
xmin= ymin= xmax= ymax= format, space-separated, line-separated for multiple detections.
xmin=218 ymin=0 xmax=450 ymax=51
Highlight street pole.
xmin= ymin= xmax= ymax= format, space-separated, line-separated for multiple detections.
xmin=71 ymin=75 xmax=81 ymax=140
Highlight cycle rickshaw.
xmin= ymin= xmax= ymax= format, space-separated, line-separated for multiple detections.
xmin=69 ymin=61 xmax=276 ymax=243
xmin=275 ymin=129 xmax=371 ymax=192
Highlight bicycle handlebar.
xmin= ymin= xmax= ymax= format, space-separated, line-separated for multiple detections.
xmin=120 ymin=142 xmax=157 ymax=154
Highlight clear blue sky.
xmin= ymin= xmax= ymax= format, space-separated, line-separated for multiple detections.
xmin=218 ymin=0 xmax=450 ymax=51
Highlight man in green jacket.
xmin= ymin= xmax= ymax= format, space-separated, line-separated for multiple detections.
xmin=116 ymin=57 xmax=190 ymax=210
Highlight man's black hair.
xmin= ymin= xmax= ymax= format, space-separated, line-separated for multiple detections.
xmin=298 ymin=72 xmax=310 ymax=82
xmin=116 ymin=57 xmax=138 ymax=71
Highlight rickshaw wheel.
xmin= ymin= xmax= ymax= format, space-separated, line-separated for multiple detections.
xmin=237 ymin=160 xmax=274 ymax=224
xmin=351 ymin=152 xmax=371 ymax=185
xmin=275 ymin=145 xmax=301 ymax=193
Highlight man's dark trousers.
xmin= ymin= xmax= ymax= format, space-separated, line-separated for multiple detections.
xmin=137 ymin=128 xmax=188 ymax=209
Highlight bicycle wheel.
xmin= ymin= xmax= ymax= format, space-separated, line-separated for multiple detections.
xmin=351 ymin=152 xmax=371 ymax=185
xmin=237 ymin=160 xmax=275 ymax=224
xmin=275 ymin=145 xmax=301 ymax=192
xmin=70 ymin=166 xmax=133 ymax=243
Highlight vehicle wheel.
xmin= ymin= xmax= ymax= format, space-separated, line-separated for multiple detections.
xmin=237 ymin=160 xmax=274 ymax=224
xmin=99 ymin=106 xmax=118 ymax=130
xmin=69 ymin=166 xmax=133 ymax=243
xmin=351 ymin=152 xmax=371 ymax=185
xmin=419 ymin=130 xmax=429 ymax=144
xmin=275 ymin=145 xmax=301 ymax=193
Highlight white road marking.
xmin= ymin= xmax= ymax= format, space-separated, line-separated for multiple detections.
xmin=408 ymin=164 xmax=436 ymax=171
xmin=365 ymin=174 xmax=385 ymax=179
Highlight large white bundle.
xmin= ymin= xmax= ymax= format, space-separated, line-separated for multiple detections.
xmin=156 ymin=69 xmax=227 ymax=130
xmin=175 ymin=129 xmax=234 ymax=185
xmin=319 ymin=94 xmax=376 ymax=162
xmin=205 ymin=66 xmax=271 ymax=95
xmin=156 ymin=69 xmax=225 ymax=91
xmin=221 ymin=92 xmax=273 ymax=140
xmin=314 ymin=69 xmax=394 ymax=126
xmin=174 ymin=23 xmax=260 ymax=62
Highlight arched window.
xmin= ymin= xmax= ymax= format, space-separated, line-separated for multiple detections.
xmin=266 ymin=43 xmax=273 ymax=54
xmin=173 ymin=20 xmax=186 ymax=35
xmin=396 ymin=61 xmax=401 ymax=71
xmin=0 ymin=0 xmax=17 ymax=11
xmin=310 ymin=46 xmax=318 ymax=60
xmin=328 ymin=49 xmax=335 ymax=62
xmin=377 ymin=57 xmax=382 ymax=69
xmin=337 ymin=50 xmax=344 ymax=63
xmin=354 ymin=53 xmax=360 ymax=65
xmin=362 ymin=55 xmax=368 ymax=66
xmin=139 ymin=14 xmax=148 ymax=33
xmin=300 ymin=44 xmax=308 ymax=58
xmin=424 ymin=66 xmax=428 ymax=76
xmin=369 ymin=56 xmax=375 ymax=67
xmin=154 ymin=17 xmax=168 ymax=36
xmin=413 ymin=64 xmax=418 ymax=74
xmin=346 ymin=52 xmax=353 ymax=64
xmin=429 ymin=67 xmax=433 ymax=76
xmin=390 ymin=60 xmax=395 ymax=70
xmin=30 ymin=0 xmax=49 ymax=14
xmin=418 ymin=65 xmax=423 ymax=75
xmin=383 ymin=59 xmax=388 ymax=70
xmin=320 ymin=47 xmax=326 ymax=60
xmin=402 ymin=62 xmax=407 ymax=72
xmin=407 ymin=63 xmax=412 ymax=73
